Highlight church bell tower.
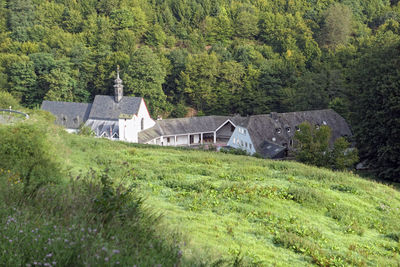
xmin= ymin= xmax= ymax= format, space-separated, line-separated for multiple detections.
xmin=114 ymin=66 xmax=123 ymax=103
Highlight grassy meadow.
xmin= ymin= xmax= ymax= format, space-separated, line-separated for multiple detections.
xmin=64 ymin=134 xmax=400 ymax=266
xmin=1 ymin=117 xmax=400 ymax=266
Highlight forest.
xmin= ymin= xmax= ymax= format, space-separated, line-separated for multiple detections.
xmin=0 ymin=0 xmax=399 ymax=180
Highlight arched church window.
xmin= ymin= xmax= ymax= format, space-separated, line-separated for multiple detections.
xmin=141 ymin=118 xmax=144 ymax=130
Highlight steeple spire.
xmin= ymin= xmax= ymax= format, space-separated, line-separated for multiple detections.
xmin=114 ymin=65 xmax=123 ymax=103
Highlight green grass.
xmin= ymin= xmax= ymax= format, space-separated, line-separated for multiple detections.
xmin=62 ymin=134 xmax=400 ymax=266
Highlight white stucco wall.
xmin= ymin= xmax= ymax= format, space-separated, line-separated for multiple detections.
xmin=66 ymin=128 xmax=78 ymax=134
xmin=227 ymin=126 xmax=256 ymax=155
xmin=119 ymin=99 xmax=155 ymax=143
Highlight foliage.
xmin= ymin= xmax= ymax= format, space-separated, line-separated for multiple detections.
xmin=78 ymin=123 xmax=95 ymax=136
xmin=294 ymin=122 xmax=358 ymax=170
xmin=0 ymin=91 xmax=20 ymax=109
xmin=0 ymin=122 xmax=62 ymax=194
xmin=349 ymin=34 xmax=400 ymax=181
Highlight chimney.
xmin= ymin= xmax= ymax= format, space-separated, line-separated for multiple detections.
xmin=270 ymin=112 xmax=278 ymax=121
xmin=114 ymin=65 xmax=123 ymax=103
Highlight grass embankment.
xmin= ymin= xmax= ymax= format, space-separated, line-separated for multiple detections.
xmin=1 ymin=117 xmax=400 ymax=266
xmin=65 ymin=135 xmax=400 ymax=266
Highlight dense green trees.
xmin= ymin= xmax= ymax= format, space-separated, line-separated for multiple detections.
xmin=349 ymin=34 xmax=400 ymax=181
xmin=0 ymin=0 xmax=399 ymax=179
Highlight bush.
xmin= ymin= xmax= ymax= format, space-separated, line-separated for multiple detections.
xmin=0 ymin=91 xmax=20 ymax=109
xmin=78 ymin=123 xmax=95 ymax=136
xmin=0 ymin=122 xmax=62 ymax=195
xmin=294 ymin=122 xmax=358 ymax=170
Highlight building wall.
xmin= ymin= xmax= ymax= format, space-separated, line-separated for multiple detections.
xmin=119 ymin=99 xmax=155 ymax=143
xmin=227 ymin=126 xmax=256 ymax=155
xmin=138 ymin=98 xmax=155 ymax=130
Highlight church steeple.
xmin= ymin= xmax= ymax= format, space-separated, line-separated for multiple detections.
xmin=114 ymin=65 xmax=123 ymax=103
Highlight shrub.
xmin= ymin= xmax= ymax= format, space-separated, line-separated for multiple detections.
xmin=78 ymin=123 xmax=95 ymax=136
xmin=294 ymin=122 xmax=358 ymax=170
xmin=0 ymin=122 xmax=62 ymax=195
xmin=0 ymin=91 xmax=20 ymax=109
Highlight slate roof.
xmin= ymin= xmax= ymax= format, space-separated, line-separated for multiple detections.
xmin=139 ymin=116 xmax=244 ymax=143
xmin=258 ymin=140 xmax=287 ymax=159
xmin=88 ymin=95 xmax=142 ymax=121
xmin=240 ymin=109 xmax=352 ymax=155
xmin=41 ymin=101 xmax=92 ymax=129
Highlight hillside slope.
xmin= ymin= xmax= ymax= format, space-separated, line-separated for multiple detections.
xmin=65 ymin=134 xmax=400 ymax=266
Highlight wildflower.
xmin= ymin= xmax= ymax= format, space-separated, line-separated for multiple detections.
xmin=52 ymin=262 xmax=56 ymax=265
xmin=46 ymin=253 xmax=52 ymax=258
xmin=9 ymin=239 xmax=12 ymax=243
xmin=116 ymin=262 xmax=120 ymax=265
xmin=104 ymin=257 xmax=109 ymax=262
xmin=95 ymin=254 xmax=100 ymax=259
xmin=26 ymin=264 xmax=31 ymax=267
xmin=81 ymin=228 xmax=84 ymax=232
xmin=19 ymin=230 xmax=23 ymax=233
xmin=101 ymin=246 xmax=107 ymax=251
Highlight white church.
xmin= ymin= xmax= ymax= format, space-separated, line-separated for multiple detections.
xmin=42 ymin=68 xmax=155 ymax=142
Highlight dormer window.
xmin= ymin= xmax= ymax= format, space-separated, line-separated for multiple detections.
xmin=295 ymin=126 xmax=300 ymax=131
xmin=286 ymin=127 xmax=291 ymax=133
xmin=322 ymin=121 xmax=327 ymax=125
xmin=276 ymin=128 xmax=281 ymax=134
xmin=272 ymin=137 xmax=276 ymax=142
xmin=315 ymin=124 xmax=320 ymax=130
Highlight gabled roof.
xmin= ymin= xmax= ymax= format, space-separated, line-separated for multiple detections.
xmin=41 ymin=100 xmax=92 ymax=129
xmin=240 ymin=109 xmax=351 ymax=154
xmin=139 ymin=115 xmax=243 ymax=143
xmin=258 ymin=140 xmax=287 ymax=159
xmin=88 ymin=95 xmax=142 ymax=121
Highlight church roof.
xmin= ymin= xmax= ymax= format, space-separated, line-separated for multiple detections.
xmin=88 ymin=95 xmax=142 ymax=121
xmin=41 ymin=101 xmax=92 ymax=129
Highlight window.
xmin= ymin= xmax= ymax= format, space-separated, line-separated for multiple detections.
xmin=233 ymin=137 xmax=236 ymax=144
xmin=141 ymin=118 xmax=144 ymax=130
xmin=231 ymin=125 xmax=235 ymax=132
xmin=167 ymin=137 xmax=170 ymax=143
xmin=315 ymin=124 xmax=320 ymax=130
xmin=244 ymin=129 xmax=247 ymax=135
xmin=286 ymin=127 xmax=291 ymax=133
xmin=295 ymin=126 xmax=300 ymax=131
xmin=322 ymin=120 xmax=327 ymax=125
xmin=276 ymin=128 xmax=281 ymax=134
xmin=245 ymin=142 xmax=248 ymax=148
xmin=272 ymin=137 xmax=276 ymax=142
xmin=241 ymin=140 xmax=244 ymax=146
xmin=249 ymin=144 xmax=252 ymax=149
xmin=290 ymin=139 xmax=293 ymax=146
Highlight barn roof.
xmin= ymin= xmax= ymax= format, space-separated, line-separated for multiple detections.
xmin=41 ymin=100 xmax=92 ymax=129
xmin=88 ymin=95 xmax=142 ymax=121
xmin=139 ymin=116 xmax=244 ymax=143
xmin=240 ymin=109 xmax=352 ymax=155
